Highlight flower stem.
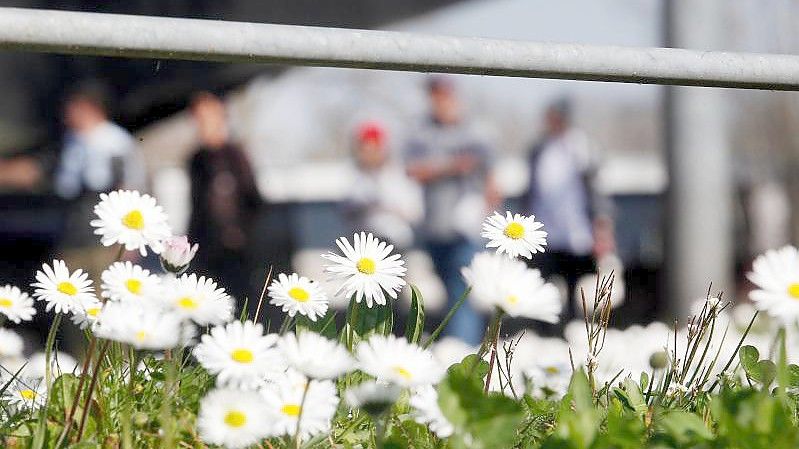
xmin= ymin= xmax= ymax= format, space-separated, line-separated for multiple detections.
xmin=478 ymin=310 xmax=503 ymax=392
xmin=292 ymin=379 xmax=312 ymax=449
xmin=44 ymin=313 xmax=63 ymax=390
xmin=122 ymin=348 xmax=138 ymax=449
xmin=76 ymin=340 xmax=110 ymax=441
xmin=55 ymin=335 xmax=97 ymax=447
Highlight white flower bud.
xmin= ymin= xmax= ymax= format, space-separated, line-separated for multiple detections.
xmin=159 ymin=235 xmax=198 ymax=274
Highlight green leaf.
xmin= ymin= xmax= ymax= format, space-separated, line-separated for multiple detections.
xmin=447 ymin=354 xmax=490 ymax=380
xmin=343 ymin=295 xmax=394 ymax=350
xmin=749 ymin=360 xmax=776 ymax=387
xmin=787 ymin=364 xmax=799 ymax=387
xmin=405 ymin=285 xmax=425 ymax=344
xmin=296 ymin=310 xmax=337 ymax=340
xmin=659 ymin=410 xmax=713 ymax=444
xmin=739 ymin=345 xmax=760 ymax=374
xmin=542 ymin=370 xmax=600 ymax=449
xmin=438 ymin=357 xmax=524 ymax=449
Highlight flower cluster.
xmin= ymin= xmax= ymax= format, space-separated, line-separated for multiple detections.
xmin=4 ymin=189 xmax=789 ymax=448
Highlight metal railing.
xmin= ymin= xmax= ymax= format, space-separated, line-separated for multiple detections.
xmin=0 ymin=7 xmax=798 ymax=90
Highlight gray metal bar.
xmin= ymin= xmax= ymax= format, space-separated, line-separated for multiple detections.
xmin=0 ymin=7 xmax=798 ymax=90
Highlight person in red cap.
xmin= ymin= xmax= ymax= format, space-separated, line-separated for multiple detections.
xmin=344 ymin=121 xmax=422 ymax=249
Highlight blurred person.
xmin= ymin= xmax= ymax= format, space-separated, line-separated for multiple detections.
xmin=54 ymin=82 xmax=147 ymax=278
xmin=405 ymin=77 xmax=500 ymax=345
xmin=523 ymin=98 xmax=615 ymax=323
xmin=0 ymin=155 xmax=43 ymax=191
xmin=188 ymin=91 xmax=261 ymax=305
xmin=344 ymin=121 xmax=422 ymax=249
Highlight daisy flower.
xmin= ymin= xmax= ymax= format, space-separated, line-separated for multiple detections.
xmin=22 ymin=351 xmax=78 ymax=379
xmin=159 ymin=273 xmax=233 ymax=326
xmin=410 ymin=385 xmax=454 ymax=438
xmin=197 ymin=387 xmax=271 ymax=449
xmin=344 ymin=380 xmax=402 ymax=416
xmin=4 ymin=378 xmax=47 ymax=411
xmin=278 ymin=332 xmax=353 ymax=379
xmin=94 ymin=301 xmax=190 ymax=350
xmin=261 ymin=370 xmax=339 ymax=441
xmin=322 ymin=232 xmax=407 ymax=307
xmin=462 ymin=251 xmax=561 ymax=322
xmin=481 ymin=211 xmax=547 ymax=259
xmin=356 ymin=335 xmax=444 ymax=388
xmin=268 ymin=273 xmax=329 ymax=322
xmin=748 ymin=245 xmax=799 ymax=324
xmin=0 ymin=327 xmax=24 ymax=359
xmin=100 ymin=261 xmax=161 ymax=303
xmin=90 ymin=189 xmax=172 ymax=256
xmin=69 ymin=296 xmax=104 ymax=330
xmin=32 ymin=259 xmax=96 ymax=314
xmin=0 ymin=284 xmax=35 ymax=323
xmin=194 ymin=320 xmax=285 ymax=389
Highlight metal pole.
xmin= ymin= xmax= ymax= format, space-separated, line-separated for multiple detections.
xmin=0 ymin=7 xmax=798 ymax=90
xmin=665 ymin=0 xmax=733 ymax=316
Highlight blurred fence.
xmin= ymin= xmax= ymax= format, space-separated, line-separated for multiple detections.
xmin=0 ymin=7 xmax=798 ymax=90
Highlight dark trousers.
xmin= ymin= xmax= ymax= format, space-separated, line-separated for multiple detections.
xmin=425 ymin=237 xmax=484 ymax=346
xmin=528 ymin=251 xmax=595 ymax=334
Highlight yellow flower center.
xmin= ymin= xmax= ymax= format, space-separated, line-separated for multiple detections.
xmin=125 ymin=278 xmax=142 ymax=295
xmin=288 ymin=287 xmax=310 ymax=303
xmin=545 ymin=366 xmax=560 ymax=375
xmin=0 ymin=298 xmax=13 ymax=307
xmin=231 ymin=348 xmax=254 ymax=364
xmin=356 ymin=257 xmax=376 ymax=275
xmin=503 ymin=222 xmax=525 ymax=240
xmin=281 ymin=404 xmax=302 ymax=417
xmin=224 ymin=410 xmax=247 ymax=428
xmin=788 ymin=283 xmax=799 ymax=299
xmin=393 ymin=366 xmax=412 ymax=380
xmin=135 ymin=331 xmax=147 ymax=342
xmin=19 ymin=389 xmax=37 ymax=400
xmin=87 ymin=307 xmax=101 ymax=317
xmin=506 ymin=295 xmax=519 ymax=305
xmin=121 ymin=210 xmax=145 ymax=230
xmin=177 ymin=297 xmax=198 ymax=309
xmin=57 ymin=281 xmax=78 ymax=296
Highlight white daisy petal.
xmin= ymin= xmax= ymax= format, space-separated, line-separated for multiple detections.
xmin=0 ymin=328 xmax=24 ymax=359
xmin=480 ymin=211 xmax=547 ymax=259
xmin=278 ymin=332 xmax=353 ymax=379
xmin=267 ymin=273 xmax=329 ymax=322
xmin=194 ymin=320 xmax=285 ymax=389
xmin=197 ymin=387 xmax=272 ymax=449
xmin=94 ymin=301 xmax=191 ymax=350
xmin=322 ymin=232 xmax=407 ymax=307
xmin=747 ymin=245 xmax=799 ymax=324
xmin=410 ymin=385 xmax=454 ymax=438
xmin=260 ymin=370 xmax=339 ymax=441
xmin=31 ymin=259 xmax=96 ymax=315
xmin=90 ymin=189 xmax=172 ymax=256
xmin=0 ymin=284 xmax=36 ymax=323
xmin=356 ymin=335 xmax=444 ymax=388
xmin=4 ymin=378 xmax=47 ymax=411
xmin=100 ymin=261 xmax=161 ymax=304
xmin=158 ymin=273 xmax=233 ymax=326
xmin=462 ymin=251 xmax=562 ymax=322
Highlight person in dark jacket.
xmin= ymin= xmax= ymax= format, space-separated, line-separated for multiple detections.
xmin=187 ymin=92 xmax=261 ymax=304
xmin=523 ymin=98 xmax=615 ymax=323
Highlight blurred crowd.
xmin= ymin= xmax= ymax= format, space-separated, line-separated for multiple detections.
xmin=0 ymin=76 xmax=618 ymax=347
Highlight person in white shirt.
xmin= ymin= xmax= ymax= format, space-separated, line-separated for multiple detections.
xmin=523 ymin=98 xmax=615 ymax=325
xmin=54 ymin=83 xmax=146 ymax=276
xmin=345 ymin=121 xmax=422 ymax=250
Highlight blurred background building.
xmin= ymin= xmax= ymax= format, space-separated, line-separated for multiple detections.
xmin=1 ymin=0 xmax=799 ymax=340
